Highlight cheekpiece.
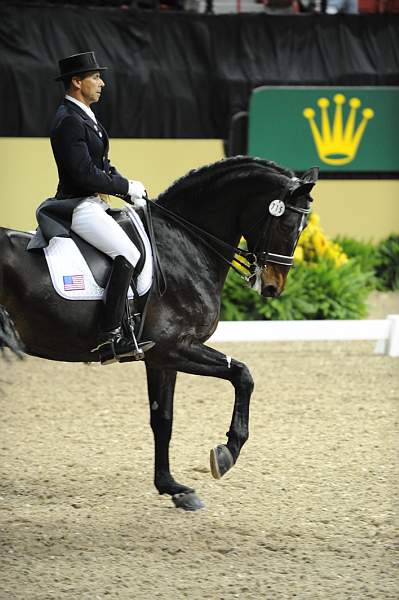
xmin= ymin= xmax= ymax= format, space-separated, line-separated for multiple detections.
xmin=269 ymin=199 xmax=285 ymax=217
xmin=55 ymin=51 xmax=107 ymax=81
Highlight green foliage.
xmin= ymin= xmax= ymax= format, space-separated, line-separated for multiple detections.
xmin=221 ymin=271 xmax=260 ymax=321
xmin=375 ymin=234 xmax=399 ymax=291
xmin=221 ymin=258 xmax=372 ymax=321
xmin=334 ymin=234 xmax=399 ymax=291
xmin=221 ymin=231 xmax=398 ymax=321
xmin=334 ymin=235 xmax=378 ymax=278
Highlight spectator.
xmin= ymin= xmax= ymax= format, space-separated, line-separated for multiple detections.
xmin=263 ymin=0 xmax=296 ymax=13
xmin=205 ymin=0 xmax=214 ymax=12
xmin=297 ymin=0 xmax=358 ymax=11
xmin=184 ymin=0 xmax=201 ymax=9
xmin=256 ymin=0 xmax=297 ymax=14
xmin=325 ymin=0 xmax=358 ymax=12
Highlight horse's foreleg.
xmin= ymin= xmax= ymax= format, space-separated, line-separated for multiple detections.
xmin=208 ymin=353 xmax=254 ymax=479
xmin=152 ymin=343 xmax=254 ymax=480
xmin=145 ymin=366 xmax=195 ymax=497
xmin=219 ymin=357 xmax=254 ymax=478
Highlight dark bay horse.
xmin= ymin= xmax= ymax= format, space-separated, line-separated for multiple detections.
xmin=0 ymin=157 xmax=318 ymax=510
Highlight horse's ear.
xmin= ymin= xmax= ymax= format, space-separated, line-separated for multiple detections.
xmin=290 ymin=167 xmax=319 ymax=198
xmin=291 ymin=181 xmax=315 ymax=199
xmin=301 ymin=167 xmax=319 ymax=184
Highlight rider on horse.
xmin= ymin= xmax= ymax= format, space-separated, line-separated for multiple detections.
xmin=27 ymin=51 xmax=154 ymax=364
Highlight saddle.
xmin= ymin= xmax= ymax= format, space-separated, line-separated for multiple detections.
xmin=71 ymin=208 xmax=146 ymax=289
xmin=42 ymin=206 xmax=153 ymax=302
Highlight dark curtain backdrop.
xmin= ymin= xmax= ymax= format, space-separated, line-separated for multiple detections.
xmin=0 ymin=5 xmax=398 ymax=138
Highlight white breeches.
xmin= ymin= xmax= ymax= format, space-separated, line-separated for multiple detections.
xmin=70 ymin=196 xmax=140 ymax=267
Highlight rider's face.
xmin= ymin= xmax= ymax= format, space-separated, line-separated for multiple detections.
xmin=72 ymin=71 xmax=105 ymax=107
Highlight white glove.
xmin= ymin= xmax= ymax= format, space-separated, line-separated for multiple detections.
xmin=128 ymin=179 xmax=146 ymax=199
xmin=129 ymin=196 xmax=147 ymax=209
xmin=128 ymin=180 xmax=147 ymax=208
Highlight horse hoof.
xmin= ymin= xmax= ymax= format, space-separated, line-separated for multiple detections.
xmin=210 ymin=444 xmax=234 ymax=480
xmin=172 ymin=491 xmax=205 ymax=511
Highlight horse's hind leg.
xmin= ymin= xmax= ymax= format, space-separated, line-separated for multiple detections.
xmin=146 ymin=366 xmax=196 ymax=498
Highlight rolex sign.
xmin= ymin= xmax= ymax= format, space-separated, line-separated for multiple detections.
xmin=248 ymin=87 xmax=399 ymax=173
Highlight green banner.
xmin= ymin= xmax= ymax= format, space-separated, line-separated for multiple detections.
xmin=248 ymin=87 xmax=399 ymax=173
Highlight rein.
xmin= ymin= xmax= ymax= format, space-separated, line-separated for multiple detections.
xmin=146 ymin=199 xmax=256 ymax=282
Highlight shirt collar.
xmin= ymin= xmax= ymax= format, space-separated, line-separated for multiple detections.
xmin=65 ymin=95 xmax=97 ymax=124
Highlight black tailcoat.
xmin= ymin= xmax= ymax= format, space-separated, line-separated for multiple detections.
xmin=27 ymin=99 xmax=129 ymax=250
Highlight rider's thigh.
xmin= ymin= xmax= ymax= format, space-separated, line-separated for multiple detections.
xmin=71 ymin=197 xmax=141 ymax=267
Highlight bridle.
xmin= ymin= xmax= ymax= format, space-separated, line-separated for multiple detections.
xmin=145 ymin=183 xmax=312 ymax=289
xmin=248 ymin=187 xmax=312 ymax=269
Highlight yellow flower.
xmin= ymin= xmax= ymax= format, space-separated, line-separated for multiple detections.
xmin=294 ymin=245 xmax=304 ymax=263
xmin=309 ymin=213 xmax=320 ymax=226
xmin=313 ymin=230 xmax=328 ymax=256
xmin=296 ymin=212 xmax=348 ymax=268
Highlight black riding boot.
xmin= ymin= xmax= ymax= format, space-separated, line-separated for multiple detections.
xmin=95 ymin=255 xmax=155 ymax=365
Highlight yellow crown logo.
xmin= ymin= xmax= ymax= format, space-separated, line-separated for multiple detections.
xmin=303 ymin=94 xmax=374 ymax=165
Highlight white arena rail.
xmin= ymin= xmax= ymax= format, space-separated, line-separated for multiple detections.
xmin=209 ymin=315 xmax=399 ymax=358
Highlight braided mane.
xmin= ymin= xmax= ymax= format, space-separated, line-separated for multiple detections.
xmin=156 ymin=156 xmax=294 ymax=208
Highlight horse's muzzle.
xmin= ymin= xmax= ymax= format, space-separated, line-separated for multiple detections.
xmin=261 ymin=283 xmax=281 ymax=298
xmin=260 ymin=264 xmax=288 ymax=298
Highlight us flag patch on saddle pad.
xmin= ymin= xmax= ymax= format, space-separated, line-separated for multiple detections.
xmin=63 ymin=274 xmax=85 ymax=291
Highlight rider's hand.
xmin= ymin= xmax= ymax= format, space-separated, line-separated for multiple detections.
xmin=130 ymin=196 xmax=147 ymax=209
xmin=127 ymin=180 xmax=147 ymax=209
xmin=128 ymin=180 xmax=146 ymax=199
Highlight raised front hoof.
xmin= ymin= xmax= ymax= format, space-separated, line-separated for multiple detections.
xmin=172 ymin=491 xmax=205 ymax=511
xmin=210 ymin=444 xmax=234 ymax=480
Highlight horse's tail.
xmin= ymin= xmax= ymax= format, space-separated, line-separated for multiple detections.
xmin=0 ymin=305 xmax=24 ymax=359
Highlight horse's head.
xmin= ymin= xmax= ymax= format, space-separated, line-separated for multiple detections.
xmin=242 ymin=167 xmax=319 ymax=298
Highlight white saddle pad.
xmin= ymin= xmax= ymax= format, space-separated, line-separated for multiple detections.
xmin=44 ymin=207 xmax=153 ymax=301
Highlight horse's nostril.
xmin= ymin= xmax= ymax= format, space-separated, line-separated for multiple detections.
xmin=263 ymin=284 xmax=278 ymax=298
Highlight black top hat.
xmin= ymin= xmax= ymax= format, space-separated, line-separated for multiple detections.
xmin=55 ymin=51 xmax=107 ymax=81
